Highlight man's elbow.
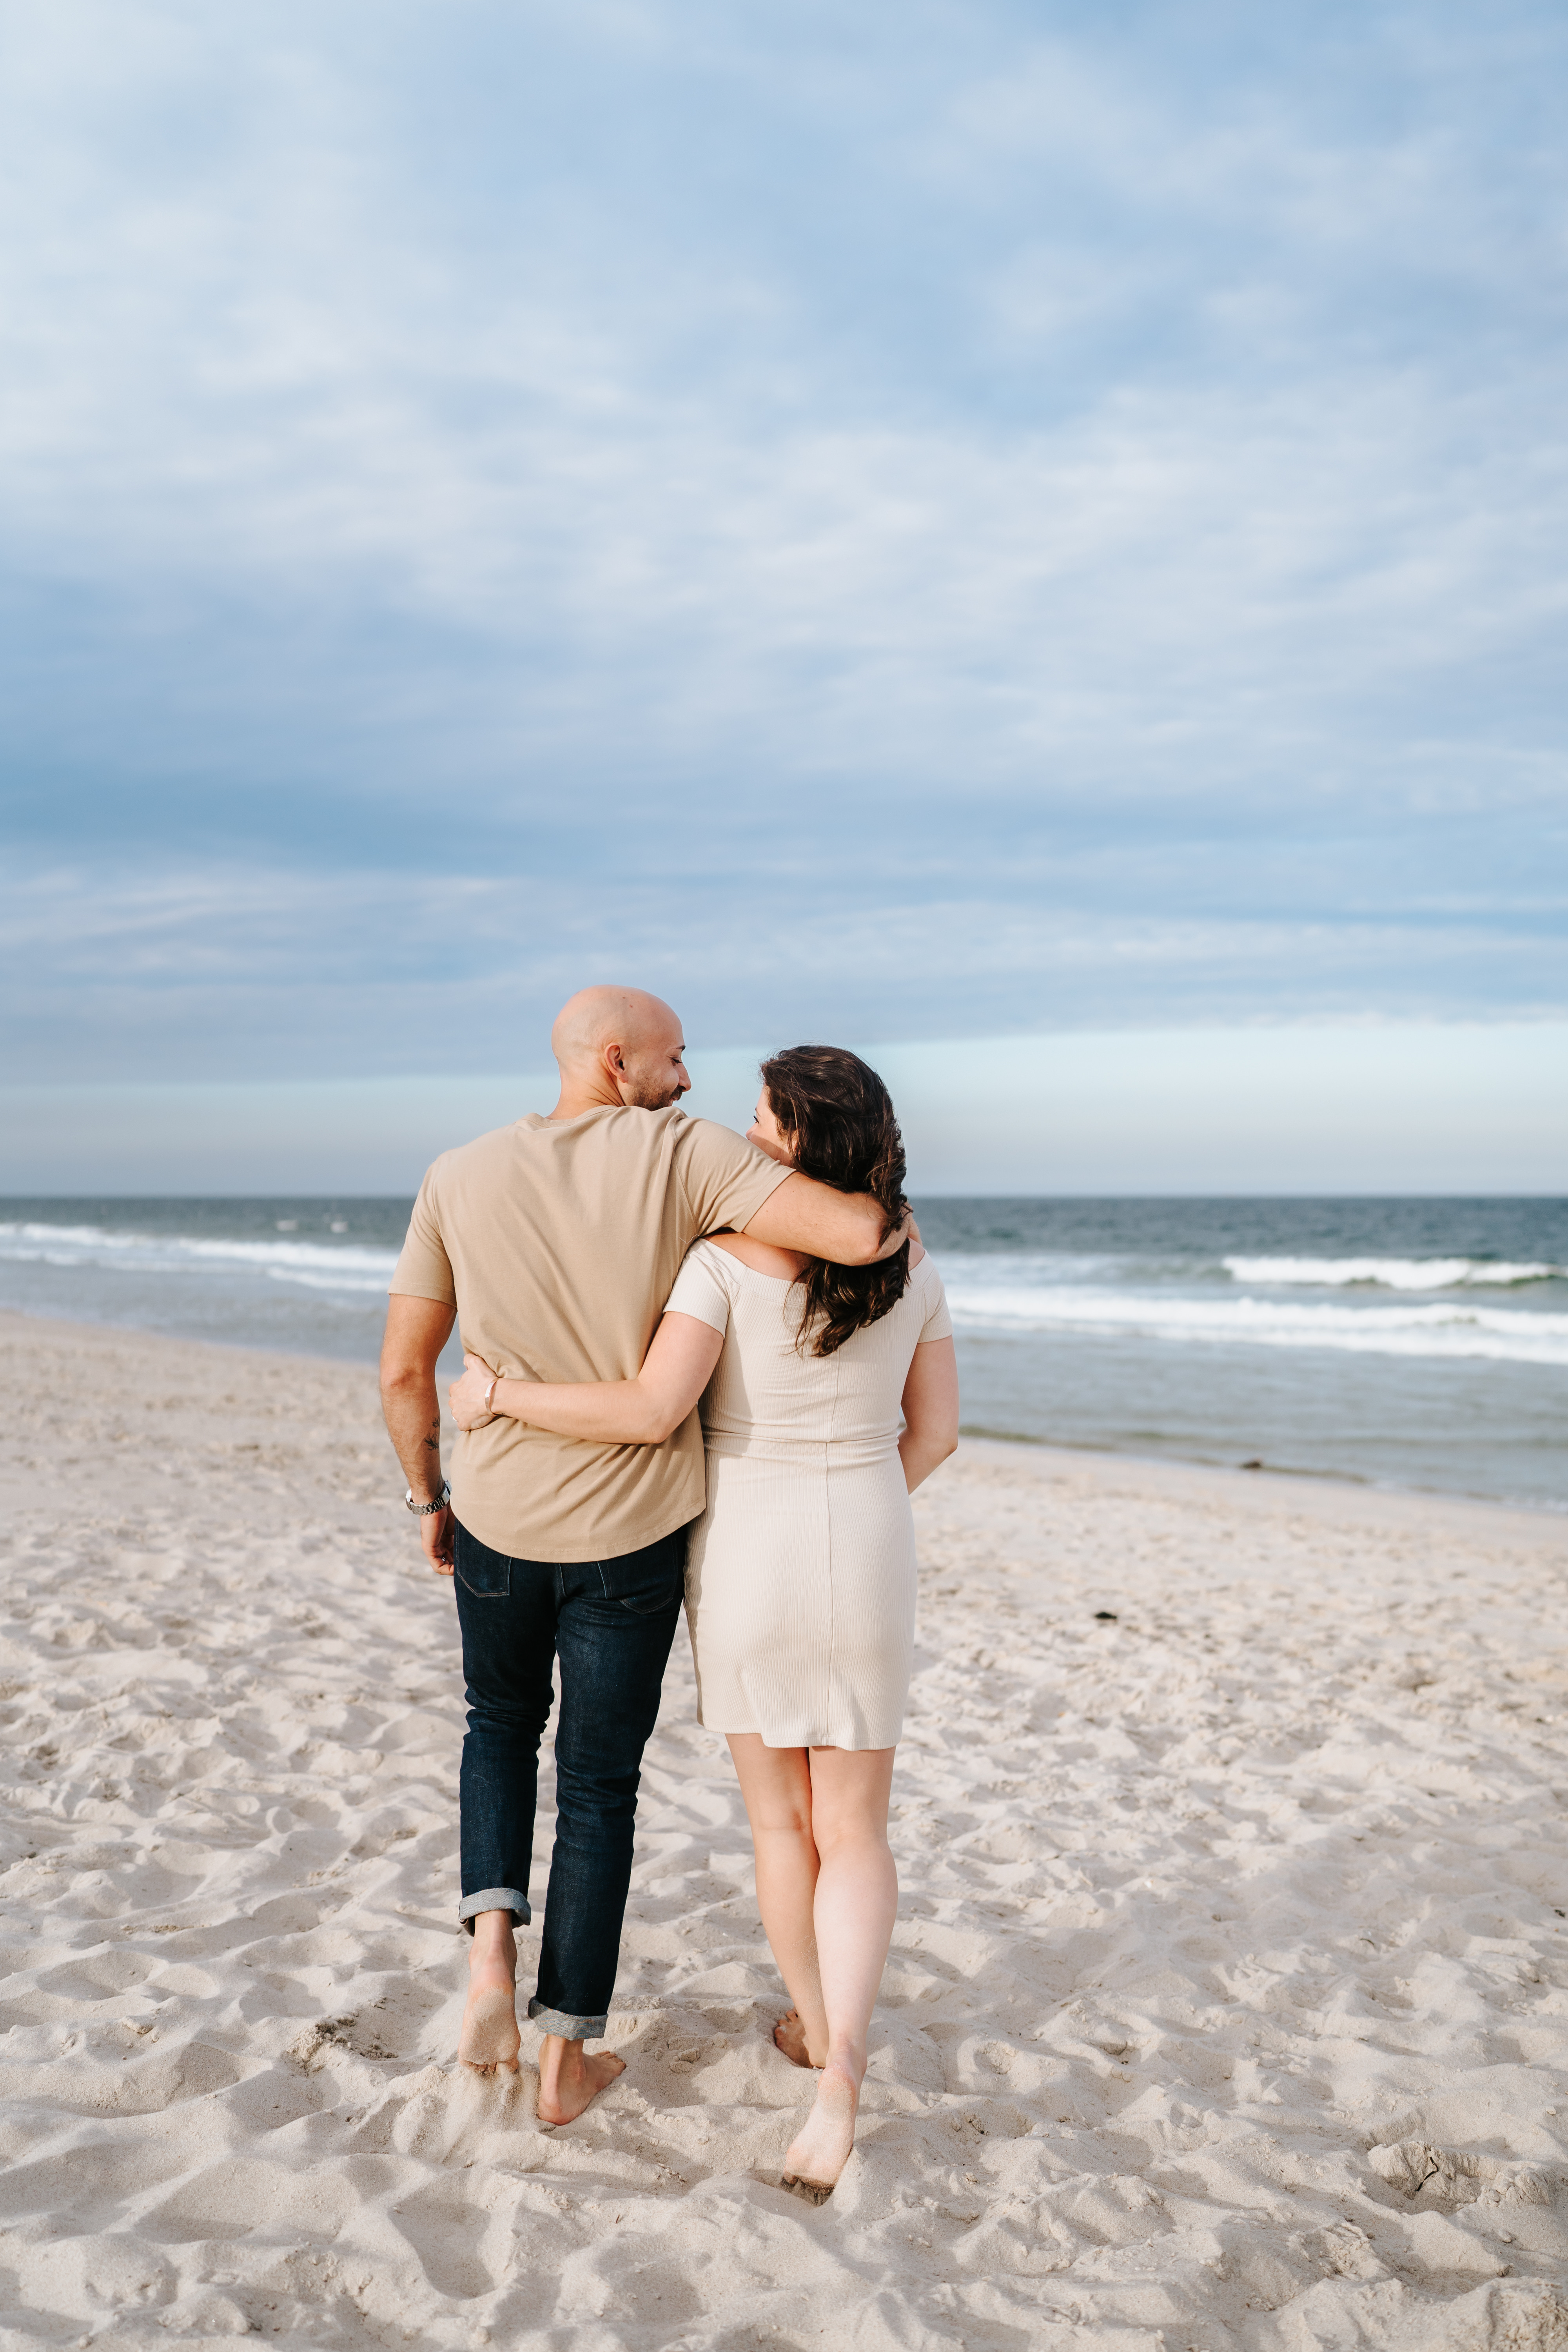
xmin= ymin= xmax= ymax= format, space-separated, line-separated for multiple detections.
xmin=379 ymin=1357 xmax=430 ymax=1400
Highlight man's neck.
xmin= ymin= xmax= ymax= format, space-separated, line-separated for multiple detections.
xmin=547 ymin=1088 xmax=617 ymax=1122
xmin=546 ymin=1082 xmax=687 ymax=1122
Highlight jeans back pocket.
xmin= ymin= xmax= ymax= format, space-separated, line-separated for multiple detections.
xmin=597 ymin=1529 xmax=687 ymax=1615
xmin=454 ymin=1523 xmax=513 ymax=1599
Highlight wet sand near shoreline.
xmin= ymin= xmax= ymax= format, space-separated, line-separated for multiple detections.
xmin=3 ymin=1308 xmax=1568 ymax=2349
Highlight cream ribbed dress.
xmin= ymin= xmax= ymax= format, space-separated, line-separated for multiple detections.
xmin=663 ymin=1241 xmax=953 ymax=1749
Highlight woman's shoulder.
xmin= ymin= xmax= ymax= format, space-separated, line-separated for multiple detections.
xmin=900 ymin=1246 xmax=949 ymax=1319
xmin=702 ymin=1231 xmax=808 ymax=1283
xmin=675 ymin=1234 xmax=741 ymax=1282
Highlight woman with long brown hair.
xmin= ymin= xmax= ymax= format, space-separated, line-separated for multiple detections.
xmin=450 ymin=1047 xmax=960 ymax=2193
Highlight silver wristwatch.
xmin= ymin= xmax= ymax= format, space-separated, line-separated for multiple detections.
xmin=404 ymin=1481 xmax=452 ymax=1517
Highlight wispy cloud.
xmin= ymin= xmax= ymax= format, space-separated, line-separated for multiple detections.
xmin=2 ymin=0 xmax=1564 ymax=1079
xmin=6 ymin=852 xmax=1561 ymax=1083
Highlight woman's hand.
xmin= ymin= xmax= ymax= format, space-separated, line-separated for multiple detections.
xmin=449 ymin=1351 xmax=500 ymax=1432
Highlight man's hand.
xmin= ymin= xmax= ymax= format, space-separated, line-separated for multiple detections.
xmin=449 ymin=1351 xmax=501 ymax=1432
xmin=422 ymin=1504 xmax=456 ymax=1576
xmin=876 ymin=1209 xmax=920 ymax=1262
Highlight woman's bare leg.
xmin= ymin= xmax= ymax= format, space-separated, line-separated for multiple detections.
xmin=727 ymin=1735 xmax=829 ymax=2066
xmin=782 ymin=1745 xmax=897 ymax=2194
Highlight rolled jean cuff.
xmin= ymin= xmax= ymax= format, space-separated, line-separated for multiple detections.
xmin=527 ymin=1998 xmax=607 ymax=2041
xmin=458 ymin=1886 xmax=531 ymax=1931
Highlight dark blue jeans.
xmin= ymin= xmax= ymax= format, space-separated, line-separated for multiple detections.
xmin=452 ymin=1518 xmax=686 ymax=2040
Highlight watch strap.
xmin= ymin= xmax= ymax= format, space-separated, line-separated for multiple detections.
xmin=404 ymin=1481 xmax=452 ymax=1516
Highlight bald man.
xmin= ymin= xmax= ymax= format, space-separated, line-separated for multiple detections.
xmin=380 ymin=988 xmax=905 ymax=2125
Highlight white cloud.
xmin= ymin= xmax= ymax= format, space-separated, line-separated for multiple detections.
xmin=1 ymin=0 xmax=1564 ymax=1078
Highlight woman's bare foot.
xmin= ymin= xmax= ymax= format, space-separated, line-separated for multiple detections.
xmin=773 ymin=2009 xmax=826 ymax=2069
xmin=782 ymin=2060 xmax=859 ymax=2198
xmin=459 ymin=1913 xmax=520 ymax=2074
xmin=537 ymin=2033 xmax=626 ymax=2126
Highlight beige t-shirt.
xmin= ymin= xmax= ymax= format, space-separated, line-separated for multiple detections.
xmin=390 ymin=1106 xmax=792 ymax=1561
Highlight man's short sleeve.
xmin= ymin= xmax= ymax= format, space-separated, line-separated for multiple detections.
xmin=389 ymin=1166 xmax=457 ymax=1306
xmin=672 ymin=1117 xmax=793 ymax=1240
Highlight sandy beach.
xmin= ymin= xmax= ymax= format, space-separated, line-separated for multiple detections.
xmin=3 ymin=1307 xmax=1568 ymax=2351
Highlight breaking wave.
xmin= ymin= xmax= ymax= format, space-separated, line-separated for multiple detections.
xmin=1223 ymin=1256 xmax=1561 ymax=1291
xmin=0 ymin=1220 xmax=397 ymax=1295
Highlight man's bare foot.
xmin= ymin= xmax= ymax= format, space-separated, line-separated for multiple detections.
xmin=460 ymin=1914 xmax=520 ymax=2074
xmin=773 ymin=2009 xmax=826 ymax=2069
xmin=782 ymin=2060 xmax=859 ymax=2198
xmin=459 ymin=1981 xmax=520 ymax=2073
xmin=537 ymin=2032 xmax=626 ymax=2126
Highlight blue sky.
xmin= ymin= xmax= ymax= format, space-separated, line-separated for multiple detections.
xmin=2 ymin=1 xmax=1564 ymax=1181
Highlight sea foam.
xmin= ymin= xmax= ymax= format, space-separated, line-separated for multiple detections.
xmin=1223 ymin=1255 xmax=1561 ymax=1290
xmin=938 ymin=1268 xmax=1568 ymax=1367
xmin=0 ymin=1220 xmax=397 ymax=1293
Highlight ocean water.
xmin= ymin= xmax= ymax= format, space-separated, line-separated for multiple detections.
xmin=1 ymin=1196 xmax=1564 ymax=1509
xmin=915 ymin=1198 xmax=1567 ymax=1511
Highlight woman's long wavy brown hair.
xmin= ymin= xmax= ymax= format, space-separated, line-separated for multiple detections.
xmin=760 ymin=1045 xmax=910 ymax=1357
